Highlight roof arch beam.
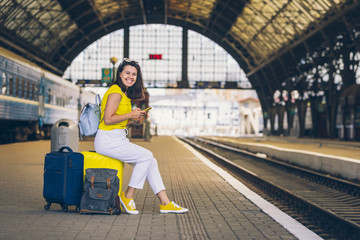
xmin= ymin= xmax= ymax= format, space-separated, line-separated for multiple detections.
xmin=55 ymin=17 xmax=252 ymax=77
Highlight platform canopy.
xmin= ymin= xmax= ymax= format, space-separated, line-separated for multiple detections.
xmin=0 ymin=0 xmax=357 ymax=77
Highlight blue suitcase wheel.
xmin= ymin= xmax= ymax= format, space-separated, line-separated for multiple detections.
xmin=61 ymin=204 xmax=68 ymax=212
xmin=44 ymin=202 xmax=51 ymax=210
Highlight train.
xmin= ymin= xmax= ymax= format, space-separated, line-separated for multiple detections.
xmin=0 ymin=47 xmax=96 ymax=144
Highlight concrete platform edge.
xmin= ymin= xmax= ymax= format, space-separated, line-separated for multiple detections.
xmin=173 ymin=136 xmax=323 ymax=240
xmin=231 ymin=142 xmax=360 ymax=181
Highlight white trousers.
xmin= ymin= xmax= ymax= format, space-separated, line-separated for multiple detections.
xmin=94 ymin=129 xmax=165 ymax=194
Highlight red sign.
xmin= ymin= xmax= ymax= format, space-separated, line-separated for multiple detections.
xmin=149 ymin=54 xmax=162 ymax=59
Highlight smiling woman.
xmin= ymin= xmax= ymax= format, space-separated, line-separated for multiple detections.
xmin=94 ymin=58 xmax=188 ymax=214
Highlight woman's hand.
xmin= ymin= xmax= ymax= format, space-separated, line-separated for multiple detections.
xmin=131 ymin=108 xmax=145 ymax=120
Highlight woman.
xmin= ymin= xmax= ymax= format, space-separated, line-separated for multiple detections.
xmin=94 ymin=58 xmax=188 ymax=214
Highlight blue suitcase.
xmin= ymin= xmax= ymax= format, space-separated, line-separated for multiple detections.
xmin=43 ymin=146 xmax=84 ymax=212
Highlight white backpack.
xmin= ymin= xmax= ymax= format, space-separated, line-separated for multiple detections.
xmin=78 ymin=94 xmax=101 ymax=139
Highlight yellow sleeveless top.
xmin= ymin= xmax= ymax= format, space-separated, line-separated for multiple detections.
xmin=98 ymin=84 xmax=131 ymax=130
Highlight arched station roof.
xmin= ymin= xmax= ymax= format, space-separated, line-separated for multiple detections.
xmin=1 ymin=1 xmax=359 ymax=111
xmin=0 ymin=0 xmax=357 ymax=75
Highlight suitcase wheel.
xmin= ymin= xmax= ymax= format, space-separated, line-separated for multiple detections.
xmin=61 ymin=204 xmax=68 ymax=212
xmin=44 ymin=202 xmax=51 ymax=211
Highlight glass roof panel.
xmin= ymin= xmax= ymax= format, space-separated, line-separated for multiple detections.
xmin=93 ymin=0 xmax=130 ymax=18
xmin=230 ymin=0 xmax=347 ymax=65
xmin=169 ymin=0 xmax=216 ymax=19
xmin=0 ymin=0 xmax=351 ymax=72
xmin=190 ymin=0 xmax=216 ymax=18
xmin=0 ymin=0 xmax=76 ymax=53
xmin=169 ymin=0 xmax=190 ymax=11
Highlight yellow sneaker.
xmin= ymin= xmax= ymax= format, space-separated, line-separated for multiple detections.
xmin=120 ymin=191 xmax=139 ymax=215
xmin=159 ymin=201 xmax=188 ymax=214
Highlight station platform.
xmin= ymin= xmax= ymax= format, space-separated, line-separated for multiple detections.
xmin=0 ymin=136 xmax=320 ymax=240
xmin=205 ymin=136 xmax=360 ymax=182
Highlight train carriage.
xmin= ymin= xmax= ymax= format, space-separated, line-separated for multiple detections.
xmin=0 ymin=47 xmax=96 ymax=143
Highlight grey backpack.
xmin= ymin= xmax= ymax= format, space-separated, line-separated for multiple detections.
xmin=80 ymin=168 xmax=121 ymax=215
xmin=78 ymin=94 xmax=101 ymax=139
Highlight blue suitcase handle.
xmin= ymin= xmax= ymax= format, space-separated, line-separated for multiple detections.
xmin=59 ymin=146 xmax=73 ymax=153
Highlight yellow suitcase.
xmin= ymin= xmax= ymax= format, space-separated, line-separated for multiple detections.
xmin=81 ymin=151 xmax=124 ymax=196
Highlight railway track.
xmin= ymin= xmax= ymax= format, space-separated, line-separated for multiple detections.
xmin=178 ymin=136 xmax=360 ymax=240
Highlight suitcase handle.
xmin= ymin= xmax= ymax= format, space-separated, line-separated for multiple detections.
xmin=59 ymin=146 xmax=73 ymax=153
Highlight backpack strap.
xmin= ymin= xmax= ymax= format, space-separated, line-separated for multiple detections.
xmin=107 ymin=178 xmax=111 ymax=190
xmin=96 ymin=94 xmax=104 ymax=125
xmin=91 ymin=176 xmax=95 ymax=188
xmin=95 ymin=94 xmax=101 ymax=105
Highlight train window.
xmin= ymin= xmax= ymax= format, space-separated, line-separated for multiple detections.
xmin=46 ymin=88 xmax=51 ymax=104
xmin=0 ymin=71 xmax=3 ymax=94
xmin=9 ymin=75 xmax=13 ymax=96
xmin=64 ymin=96 xmax=70 ymax=107
xmin=31 ymin=83 xmax=34 ymax=100
xmin=1 ymin=72 xmax=6 ymax=95
xmin=33 ymin=83 xmax=38 ymax=101
xmin=21 ymin=78 xmax=25 ymax=98
xmin=15 ymin=77 xmax=19 ymax=97
xmin=45 ymin=89 xmax=48 ymax=103
xmin=52 ymin=91 xmax=55 ymax=104
xmin=56 ymin=97 xmax=65 ymax=106
xmin=30 ymin=82 xmax=34 ymax=100
xmin=26 ymin=81 xmax=30 ymax=99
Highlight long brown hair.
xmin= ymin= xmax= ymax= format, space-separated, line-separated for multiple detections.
xmin=110 ymin=59 xmax=145 ymax=100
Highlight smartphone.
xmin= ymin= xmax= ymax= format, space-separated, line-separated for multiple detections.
xmin=144 ymin=107 xmax=152 ymax=112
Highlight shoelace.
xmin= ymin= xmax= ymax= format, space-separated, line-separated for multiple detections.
xmin=171 ymin=202 xmax=181 ymax=209
xmin=128 ymin=199 xmax=136 ymax=209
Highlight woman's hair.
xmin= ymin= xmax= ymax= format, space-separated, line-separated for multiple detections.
xmin=110 ymin=59 xmax=145 ymax=100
